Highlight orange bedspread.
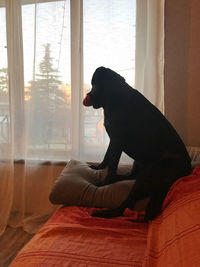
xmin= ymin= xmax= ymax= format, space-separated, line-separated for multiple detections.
xmin=10 ymin=207 xmax=148 ymax=266
xmin=143 ymin=166 xmax=200 ymax=267
xmin=11 ymin=167 xmax=200 ymax=267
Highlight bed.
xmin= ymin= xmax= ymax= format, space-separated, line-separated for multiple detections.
xmin=10 ymin=165 xmax=200 ymax=267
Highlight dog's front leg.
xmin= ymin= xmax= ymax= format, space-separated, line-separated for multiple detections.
xmin=90 ymin=141 xmax=112 ymax=170
xmin=103 ymin=140 xmax=122 ymax=185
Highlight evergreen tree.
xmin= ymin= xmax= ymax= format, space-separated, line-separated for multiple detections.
xmin=30 ymin=43 xmax=64 ymax=108
xmin=28 ymin=43 xmax=66 ymax=144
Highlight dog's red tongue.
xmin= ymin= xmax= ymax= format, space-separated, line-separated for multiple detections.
xmin=83 ymin=94 xmax=92 ymax=106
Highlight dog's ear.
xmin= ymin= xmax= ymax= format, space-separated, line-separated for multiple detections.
xmin=91 ymin=67 xmax=107 ymax=85
xmin=106 ymin=68 xmax=126 ymax=84
xmin=92 ymin=67 xmax=125 ymax=86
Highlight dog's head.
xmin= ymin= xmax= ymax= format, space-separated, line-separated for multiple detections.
xmin=83 ymin=67 xmax=126 ymax=109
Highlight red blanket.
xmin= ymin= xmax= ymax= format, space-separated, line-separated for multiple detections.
xmin=11 ymin=167 xmax=200 ymax=267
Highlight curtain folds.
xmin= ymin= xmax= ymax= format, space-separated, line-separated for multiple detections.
xmin=0 ymin=163 xmax=13 ymax=235
xmin=8 ymin=162 xmax=63 ymax=234
xmin=0 ymin=0 xmax=165 ymax=237
xmin=135 ymin=0 xmax=165 ymax=113
xmin=70 ymin=0 xmax=83 ymax=160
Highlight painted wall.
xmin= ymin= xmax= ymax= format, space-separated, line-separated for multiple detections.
xmin=164 ymin=0 xmax=200 ymax=147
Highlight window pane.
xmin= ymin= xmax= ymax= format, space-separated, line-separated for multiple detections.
xmin=22 ymin=0 xmax=71 ymax=160
xmin=0 ymin=7 xmax=10 ymax=158
xmin=83 ymin=0 xmax=136 ymax=161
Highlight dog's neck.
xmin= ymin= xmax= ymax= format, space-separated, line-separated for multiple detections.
xmin=103 ymin=90 xmax=126 ymax=110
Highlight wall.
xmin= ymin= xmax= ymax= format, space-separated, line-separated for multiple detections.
xmin=164 ymin=0 xmax=200 ymax=147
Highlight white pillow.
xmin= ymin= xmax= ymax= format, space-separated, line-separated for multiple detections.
xmin=49 ymin=160 xmax=149 ymax=211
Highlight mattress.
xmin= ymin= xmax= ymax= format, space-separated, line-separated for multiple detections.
xmin=10 ymin=166 xmax=200 ymax=267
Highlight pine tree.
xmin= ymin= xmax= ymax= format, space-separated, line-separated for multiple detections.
xmin=30 ymin=43 xmax=64 ymax=108
xmin=28 ymin=43 xmax=66 ymax=145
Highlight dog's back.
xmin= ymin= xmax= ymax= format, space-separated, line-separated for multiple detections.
xmin=104 ymin=84 xmax=190 ymax=166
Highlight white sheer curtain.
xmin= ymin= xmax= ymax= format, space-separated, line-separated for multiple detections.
xmin=135 ymin=0 xmax=165 ymax=112
xmin=0 ymin=0 xmax=165 ymax=237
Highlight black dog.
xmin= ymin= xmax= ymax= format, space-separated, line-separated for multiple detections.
xmin=83 ymin=67 xmax=191 ymax=220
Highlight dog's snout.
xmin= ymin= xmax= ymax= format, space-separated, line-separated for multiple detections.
xmin=83 ymin=94 xmax=92 ymax=106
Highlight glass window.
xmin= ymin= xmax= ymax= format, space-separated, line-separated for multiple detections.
xmin=22 ymin=0 xmax=71 ymax=160
xmin=83 ymin=0 xmax=136 ymax=161
xmin=0 ymin=6 xmax=9 ymax=147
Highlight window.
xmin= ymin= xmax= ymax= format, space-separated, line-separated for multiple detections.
xmin=83 ymin=0 xmax=136 ymax=161
xmin=0 ymin=6 xmax=9 ymax=147
xmin=22 ymin=0 xmax=71 ymax=160
xmin=0 ymin=0 xmax=136 ymax=161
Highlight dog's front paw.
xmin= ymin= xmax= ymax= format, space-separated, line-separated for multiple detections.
xmin=89 ymin=164 xmax=101 ymax=170
xmin=89 ymin=162 xmax=107 ymax=170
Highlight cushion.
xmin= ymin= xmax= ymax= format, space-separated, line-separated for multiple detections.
xmin=49 ymin=160 xmax=149 ymax=211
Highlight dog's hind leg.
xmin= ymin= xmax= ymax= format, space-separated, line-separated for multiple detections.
xmin=144 ymin=192 xmax=166 ymax=221
xmin=91 ymin=173 xmax=153 ymax=219
xmin=91 ymin=206 xmax=125 ymax=218
xmin=130 ymin=161 xmax=145 ymax=178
